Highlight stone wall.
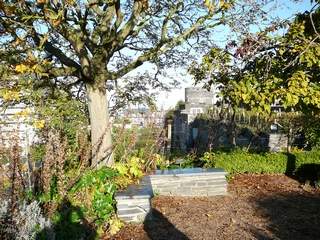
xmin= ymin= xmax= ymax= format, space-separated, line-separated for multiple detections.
xmin=268 ymin=133 xmax=288 ymax=152
xmin=115 ymin=168 xmax=228 ymax=223
xmin=185 ymin=87 xmax=215 ymax=105
xmin=172 ymin=111 xmax=188 ymax=152
xmin=148 ymin=168 xmax=227 ymax=197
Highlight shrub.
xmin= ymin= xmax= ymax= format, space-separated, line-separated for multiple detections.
xmin=303 ymin=114 xmax=320 ymax=148
xmin=70 ymin=167 xmax=118 ymax=225
xmin=112 ymin=124 xmax=166 ymax=172
xmin=0 ymin=200 xmax=52 ymax=240
xmin=200 ymin=149 xmax=320 ymax=176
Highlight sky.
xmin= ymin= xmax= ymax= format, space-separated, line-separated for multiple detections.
xmin=153 ymin=0 xmax=314 ymax=110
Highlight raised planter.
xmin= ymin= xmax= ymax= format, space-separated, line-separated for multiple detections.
xmin=115 ymin=168 xmax=227 ymax=223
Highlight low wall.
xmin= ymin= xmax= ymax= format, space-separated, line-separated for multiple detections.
xmin=116 ymin=168 xmax=228 ymax=223
xmin=147 ymin=168 xmax=227 ymax=197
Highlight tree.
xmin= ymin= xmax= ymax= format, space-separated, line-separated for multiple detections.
xmin=0 ymin=0 xmax=270 ymax=166
xmin=190 ymin=2 xmax=320 ymax=114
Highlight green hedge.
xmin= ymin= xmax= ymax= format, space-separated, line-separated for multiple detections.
xmin=200 ymin=149 xmax=320 ymax=175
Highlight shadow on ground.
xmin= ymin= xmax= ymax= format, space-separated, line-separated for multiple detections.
xmin=252 ymin=192 xmax=320 ymax=240
xmin=285 ymin=152 xmax=320 ymax=187
xmin=143 ymin=208 xmax=189 ymax=240
xmin=36 ymin=198 xmax=97 ymax=240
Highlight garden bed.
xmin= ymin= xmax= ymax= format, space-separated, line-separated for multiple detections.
xmin=106 ymin=174 xmax=320 ymax=240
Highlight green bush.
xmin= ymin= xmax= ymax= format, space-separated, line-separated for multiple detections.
xmin=200 ymin=149 xmax=320 ymax=175
xmin=304 ymin=114 xmax=320 ymax=148
xmin=70 ymin=167 xmax=118 ymax=225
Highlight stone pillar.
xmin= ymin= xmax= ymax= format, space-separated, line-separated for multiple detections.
xmin=166 ymin=119 xmax=172 ymax=153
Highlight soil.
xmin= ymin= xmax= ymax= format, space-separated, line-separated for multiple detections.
xmin=106 ymin=174 xmax=320 ymax=240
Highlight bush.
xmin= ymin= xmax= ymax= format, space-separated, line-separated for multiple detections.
xmin=70 ymin=167 xmax=118 ymax=226
xmin=0 ymin=200 xmax=52 ymax=240
xmin=200 ymin=149 xmax=320 ymax=176
xmin=304 ymin=114 xmax=320 ymax=148
xmin=112 ymin=125 xmax=166 ymax=171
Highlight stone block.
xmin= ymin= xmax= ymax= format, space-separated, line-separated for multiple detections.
xmin=117 ymin=208 xmax=144 ymax=216
xmin=180 ymin=181 xmax=197 ymax=187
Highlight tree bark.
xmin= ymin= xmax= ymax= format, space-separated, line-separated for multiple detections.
xmin=86 ymin=82 xmax=113 ymax=167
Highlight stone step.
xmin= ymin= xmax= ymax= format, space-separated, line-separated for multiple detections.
xmin=115 ymin=184 xmax=153 ymax=200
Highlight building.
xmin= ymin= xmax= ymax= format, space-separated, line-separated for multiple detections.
xmin=171 ymin=87 xmax=217 ymax=152
xmin=170 ymin=87 xmax=293 ymax=153
xmin=113 ymin=107 xmax=166 ymax=129
xmin=0 ymin=104 xmax=35 ymax=159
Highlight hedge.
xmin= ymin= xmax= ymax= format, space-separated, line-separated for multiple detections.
xmin=200 ymin=149 xmax=320 ymax=175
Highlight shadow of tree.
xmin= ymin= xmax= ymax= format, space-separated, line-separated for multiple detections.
xmin=143 ymin=208 xmax=189 ymax=240
xmin=285 ymin=152 xmax=296 ymax=176
xmin=295 ymin=164 xmax=320 ymax=187
xmin=37 ymin=198 xmax=97 ymax=240
xmin=253 ymin=193 xmax=320 ymax=240
xmin=285 ymin=152 xmax=320 ymax=187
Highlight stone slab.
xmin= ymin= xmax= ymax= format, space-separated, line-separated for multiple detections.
xmin=152 ymin=167 xmax=226 ymax=177
xmin=115 ymin=184 xmax=153 ymax=200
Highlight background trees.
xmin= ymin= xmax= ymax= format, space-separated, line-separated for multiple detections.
xmin=191 ymin=2 xmax=320 ymax=114
xmin=190 ymin=2 xmax=320 ymax=149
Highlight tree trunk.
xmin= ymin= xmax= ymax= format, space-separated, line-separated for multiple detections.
xmin=86 ymin=82 xmax=113 ymax=167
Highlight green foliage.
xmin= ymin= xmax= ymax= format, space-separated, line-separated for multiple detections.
xmin=70 ymin=167 xmax=118 ymax=225
xmin=303 ymin=114 xmax=320 ymax=148
xmin=113 ymin=124 xmax=165 ymax=172
xmin=154 ymin=154 xmax=170 ymax=170
xmin=175 ymin=100 xmax=186 ymax=110
xmin=49 ymin=200 xmax=97 ymax=240
xmin=180 ymin=152 xmax=198 ymax=168
xmin=191 ymin=6 xmax=320 ymax=114
xmin=200 ymin=152 xmax=216 ymax=167
xmin=200 ymin=149 xmax=320 ymax=176
xmin=164 ymin=109 xmax=175 ymax=120
xmin=114 ymin=156 xmax=144 ymax=180
xmin=29 ymin=144 xmax=46 ymax=163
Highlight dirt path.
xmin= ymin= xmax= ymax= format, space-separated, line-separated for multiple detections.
xmin=107 ymin=174 xmax=320 ymax=240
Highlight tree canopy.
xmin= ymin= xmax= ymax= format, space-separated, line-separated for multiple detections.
xmin=190 ymin=2 xmax=320 ymax=114
xmin=0 ymin=0 xmax=278 ymax=165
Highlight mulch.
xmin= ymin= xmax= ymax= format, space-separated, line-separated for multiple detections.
xmin=105 ymin=174 xmax=320 ymax=240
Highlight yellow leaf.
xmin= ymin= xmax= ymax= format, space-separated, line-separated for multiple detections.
xmin=33 ymin=119 xmax=45 ymax=129
xmin=108 ymin=217 xmax=123 ymax=235
xmin=39 ymin=35 xmax=48 ymax=48
xmin=2 ymin=90 xmax=20 ymax=101
xmin=12 ymin=38 xmax=23 ymax=47
xmin=14 ymin=108 xmax=31 ymax=118
xmin=15 ymin=64 xmax=29 ymax=73
xmin=220 ymin=0 xmax=232 ymax=10
xmin=204 ymin=0 xmax=215 ymax=12
xmin=52 ymin=19 xmax=61 ymax=27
